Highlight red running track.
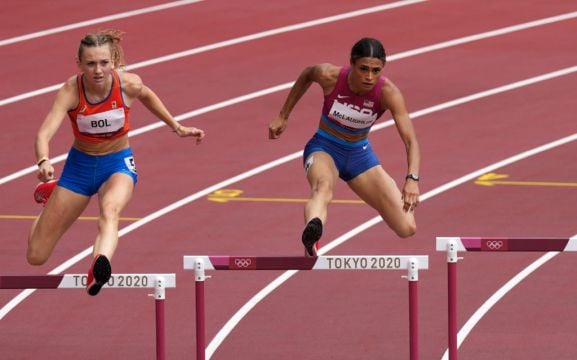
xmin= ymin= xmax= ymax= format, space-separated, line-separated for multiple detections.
xmin=1 ymin=0 xmax=577 ymax=359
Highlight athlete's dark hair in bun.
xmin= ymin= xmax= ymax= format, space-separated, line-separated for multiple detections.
xmin=350 ymin=37 xmax=386 ymax=64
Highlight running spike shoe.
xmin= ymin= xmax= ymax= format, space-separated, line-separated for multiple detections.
xmin=33 ymin=180 xmax=57 ymax=206
xmin=86 ymin=255 xmax=112 ymax=296
xmin=302 ymin=217 xmax=323 ymax=257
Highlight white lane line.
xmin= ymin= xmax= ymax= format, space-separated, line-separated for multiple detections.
xmin=128 ymin=0 xmax=426 ymax=70
xmin=392 ymin=10 xmax=577 ymax=60
xmin=0 ymin=0 xmax=425 ymax=107
xmin=5 ymin=5 xmax=577 ymax=108
xmin=0 ymin=0 xmax=204 ymax=47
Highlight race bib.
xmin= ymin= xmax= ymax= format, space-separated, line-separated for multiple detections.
xmin=328 ymin=100 xmax=377 ymax=129
xmin=124 ymin=156 xmax=137 ymax=174
xmin=77 ymin=108 xmax=125 ymax=135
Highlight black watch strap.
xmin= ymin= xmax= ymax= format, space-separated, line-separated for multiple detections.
xmin=406 ymin=173 xmax=420 ymax=181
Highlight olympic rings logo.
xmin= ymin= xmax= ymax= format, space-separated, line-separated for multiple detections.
xmin=485 ymin=240 xmax=504 ymax=250
xmin=234 ymin=258 xmax=252 ymax=268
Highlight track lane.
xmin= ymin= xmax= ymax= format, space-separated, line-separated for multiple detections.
xmin=0 ymin=0 xmax=176 ymax=39
xmin=1 ymin=0 xmax=577 ymax=359
xmin=0 ymin=0 xmax=425 ymax=100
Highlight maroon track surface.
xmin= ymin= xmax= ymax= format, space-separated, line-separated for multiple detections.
xmin=1 ymin=1 xmax=577 ymax=359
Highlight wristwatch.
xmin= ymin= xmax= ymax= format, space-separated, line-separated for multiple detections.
xmin=406 ymin=173 xmax=420 ymax=182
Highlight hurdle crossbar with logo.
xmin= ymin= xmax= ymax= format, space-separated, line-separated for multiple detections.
xmin=436 ymin=236 xmax=577 ymax=360
xmin=0 ymin=273 xmax=176 ymax=360
xmin=184 ymin=255 xmax=429 ymax=360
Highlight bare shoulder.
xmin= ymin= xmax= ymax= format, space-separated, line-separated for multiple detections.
xmin=308 ymin=63 xmax=340 ymax=92
xmin=382 ymin=77 xmax=401 ymax=95
xmin=60 ymin=75 xmax=78 ymax=93
xmin=311 ymin=63 xmax=340 ymax=81
xmin=380 ymin=78 xmax=407 ymax=112
xmin=382 ymin=78 xmax=405 ymax=99
xmin=117 ymin=71 xmax=144 ymax=97
xmin=53 ymin=75 xmax=80 ymax=109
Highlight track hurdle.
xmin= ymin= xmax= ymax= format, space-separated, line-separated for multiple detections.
xmin=0 ymin=273 xmax=176 ymax=360
xmin=184 ymin=255 xmax=429 ymax=360
xmin=436 ymin=236 xmax=577 ymax=360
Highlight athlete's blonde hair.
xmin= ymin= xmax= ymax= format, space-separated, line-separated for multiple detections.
xmin=78 ymin=29 xmax=126 ymax=69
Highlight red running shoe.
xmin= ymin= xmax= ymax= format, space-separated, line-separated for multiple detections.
xmin=33 ymin=179 xmax=57 ymax=206
xmin=86 ymin=255 xmax=112 ymax=296
xmin=302 ymin=217 xmax=323 ymax=257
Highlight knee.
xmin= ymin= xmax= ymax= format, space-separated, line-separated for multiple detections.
xmin=99 ymin=204 xmax=122 ymax=223
xmin=394 ymin=222 xmax=417 ymax=239
xmin=27 ymin=248 xmax=48 ymax=266
xmin=312 ymin=179 xmax=334 ymax=199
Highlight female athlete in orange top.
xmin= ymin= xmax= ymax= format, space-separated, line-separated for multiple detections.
xmin=28 ymin=29 xmax=205 ymax=295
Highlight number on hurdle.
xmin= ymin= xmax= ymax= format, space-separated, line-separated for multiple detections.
xmin=184 ymin=255 xmax=429 ymax=360
xmin=0 ymin=273 xmax=176 ymax=360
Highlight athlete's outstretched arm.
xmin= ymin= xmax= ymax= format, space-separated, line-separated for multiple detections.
xmin=382 ymin=78 xmax=421 ymax=210
xmin=122 ymin=72 xmax=205 ymax=143
xmin=268 ymin=63 xmax=336 ymax=139
xmin=35 ymin=78 xmax=77 ymax=181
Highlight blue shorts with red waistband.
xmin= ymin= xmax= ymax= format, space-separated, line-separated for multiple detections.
xmin=303 ymin=131 xmax=380 ymax=182
xmin=58 ymin=147 xmax=138 ymax=196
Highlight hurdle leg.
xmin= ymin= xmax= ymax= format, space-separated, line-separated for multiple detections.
xmin=154 ymin=276 xmax=167 ymax=360
xmin=407 ymin=258 xmax=420 ymax=360
xmin=446 ymin=240 xmax=460 ymax=360
xmin=194 ymin=259 xmax=207 ymax=360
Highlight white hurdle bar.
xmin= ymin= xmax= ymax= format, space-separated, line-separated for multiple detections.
xmin=184 ymin=255 xmax=429 ymax=360
xmin=0 ymin=273 xmax=176 ymax=360
xmin=436 ymin=236 xmax=577 ymax=360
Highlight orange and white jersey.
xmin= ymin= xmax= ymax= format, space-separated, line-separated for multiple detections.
xmin=68 ymin=70 xmax=130 ymax=143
